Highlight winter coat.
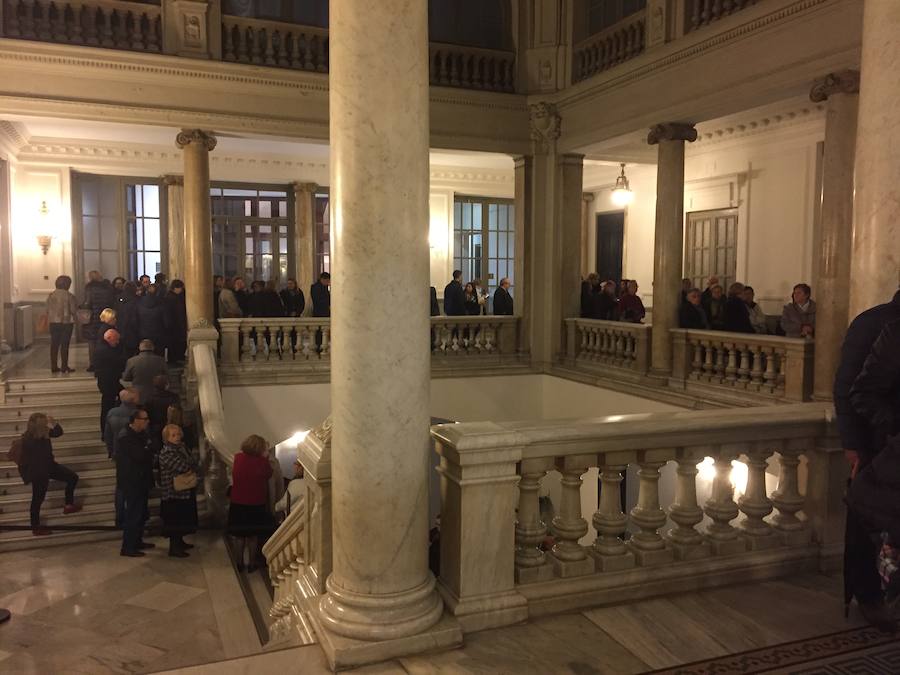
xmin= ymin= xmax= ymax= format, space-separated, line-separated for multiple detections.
xmin=93 ymin=340 xmax=127 ymax=395
xmin=430 ymin=287 xmax=440 ymax=317
xmin=851 ymin=318 xmax=900 ymax=460
xmin=704 ymin=296 xmax=726 ymax=331
xmin=589 ymin=292 xmax=617 ymax=321
xmin=164 ymin=291 xmax=188 ymax=345
xmin=311 ymin=282 xmax=331 ymax=317
xmin=116 ymin=292 xmax=140 ymax=353
xmin=443 ymin=280 xmax=465 ymax=316
xmin=20 ymin=424 xmax=63 ymax=484
xmin=158 ymin=442 xmax=199 ymax=501
xmin=780 ymin=300 xmax=816 ymax=338
xmin=82 ymin=280 xmax=115 ymax=340
xmin=463 ymin=294 xmax=481 ymax=316
xmin=848 ymin=433 xmax=900 ymax=543
xmin=46 ymin=289 xmax=77 ymax=324
xmin=724 ymin=296 xmax=755 ymax=334
xmin=493 ymin=287 xmax=514 ymax=316
xmin=679 ymin=301 xmax=709 ymax=330
xmin=104 ymin=403 xmax=137 ymax=457
xmin=115 ymin=426 xmax=154 ymax=492
xmin=122 ymin=351 xmax=168 ymax=404
xmin=617 ymin=294 xmax=645 ymax=323
xmin=218 ymin=288 xmax=243 ymax=318
xmin=747 ymin=302 xmax=768 ymax=334
xmin=280 ymin=288 xmax=306 ymax=317
xmin=834 ymin=290 xmax=900 ymax=456
xmin=136 ymin=293 xmax=167 ymax=345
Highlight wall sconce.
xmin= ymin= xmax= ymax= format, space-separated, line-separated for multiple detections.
xmin=37 ymin=200 xmax=52 ymax=255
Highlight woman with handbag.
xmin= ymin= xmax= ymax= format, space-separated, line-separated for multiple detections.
xmin=45 ymin=275 xmax=78 ymax=374
xmin=158 ymin=424 xmax=199 ymax=558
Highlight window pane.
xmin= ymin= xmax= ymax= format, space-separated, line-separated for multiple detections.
xmin=100 ymin=182 xmax=117 ymax=215
xmin=280 ymin=236 xmax=288 ymax=255
xmin=488 ymin=203 xmax=498 ymax=231
xmin=498 ymin=232 xmax=507 ymax=258
xmin=144 ymin=218 xmax=160 ymax=252
xmin=463 ymin=204 xmax=471 ymax=231
xmin=261 ymin=240 xmax=272 ymax=254
xmin=279 ymin=201 xmax=287 ymax=218
xmin=489 ymin=232 xmax=497 ymax=259
xmin=125 ymin=185 xmax=135 ymax=215
xmin=101 ymin=217 xmax=118 ymax=250
xmin=101 ymin=251 xmax=119 ymax=279
xmin=244 ymin=200 xmax=252 ymax=217
xmin=145 ymin=251 xmax=161 ymax=276
xmin=259 ymin=190 xmax=287 ymax=198
xmin=83 ymin=250 xmax=101 ymax=276
xmin=245 ymin=237 xmax=254 ymax=254
xmin=472 ymin=203 xmax=482 ymax=230
xmin=83 ymin=216 xmax=99 ymax=249
xmin=259 ymin=201 xmax=272 ymax=218
xmin=259 ymin=225 xmax=272 ymax=234
xmin=82 ymin=183 xmax=99 ymax=216
xmin=224 ymin=188 xmax=258 ymax=197
xmin=142 ymin=185 xmax=160 ymax=219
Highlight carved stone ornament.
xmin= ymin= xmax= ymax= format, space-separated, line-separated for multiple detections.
xmin=809 ymin=70 xmax=860 ymax=103
xmin=191 ymin=318 xmax=212 ymax=329
xmin=163 ymin=174 xmax=184 ymax=186
xmin=313 ymin=415 xmax=333 ymax=443
xmin=647 ymin=122 xmax=698 ymax=145
xmin=175 ymin=129 xmax=217 ymax=151
xmin=292 ymin=181 xmax=318 ymax=195
xmin=529 ymin=102 xmax=561 ymax=152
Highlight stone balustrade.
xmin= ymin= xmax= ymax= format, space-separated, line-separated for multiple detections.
xmin=429 ymin=41 xmax=516 ymax=93
xmin=686 ymin=0 xmax=760 ymax=34
xmin=670 ymin=328 xmax=814 ymax=403
xmin=221 ymin=14 xmax=328 ymax=72
xmin=572 ymin=10 xmax=646 ymax=84
xmin=563 ymin=318 xmax=650 ymax=380
xmin=2 ymin=0 xmax=161 ymax=52
xmin=431 ymin=403 xmax=844 ymax=632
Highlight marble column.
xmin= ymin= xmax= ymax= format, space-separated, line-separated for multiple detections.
xmin=164 ymin=175 xmax=185 ymax=283
xmin=581 ymin=192 xmax=595 ymax=278
xmin=648 ymin=123 xmax=697 ymax=375
xmin=850 ymin=0 xmax=900 ymax=318
xmin=514 ymin=155 xmax=533 ymax=357
xmin=292 ymin=182 xmax=317 ymax=291
xmin=175 ymin=130 xmax=216 ymax=328
xmin=317 ymin=1 xmax=457 ymax=667
xmin=809 ymin=71 xmax=859 ymax=400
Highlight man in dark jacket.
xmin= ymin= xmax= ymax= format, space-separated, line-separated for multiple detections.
xmin=93 ymin=329 xmax=127 ymax=434
xmin=723 ymin=282 xmax=755 ymax=333
xmin=443 ymin=270 xmax=465 ymax=316
xmin=83 ymin=271 xmax=116 ymax=371
xmin=311 ymin=272 xmax=331 ymax=317
xmin=281 ymin=278 xmax=306 ymax=317
xmin=116 ymin=410 xmax=155 ymax=557
xmin=122 ymin=340 xmax=168 ymax=405
xmin=833 ymin=288 xmax=900 ymax=629
xmin=164 ymin=280 xmax=187 ymax=364
xmin=493 ymin=278 xmax=514 ymax=315
xmin=679 ymin=288 xmax=709 ymax=329
xmin=429 ymin=287 xmax=440 ymax=316
xmin=137 ymin=285 xmax=167 ymax=356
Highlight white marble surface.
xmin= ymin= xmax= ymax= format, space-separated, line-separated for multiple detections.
xmin=322 ymin=0 xmax=443 ymax=646
xmin=850 ymin=0 xmax=900 ymax=318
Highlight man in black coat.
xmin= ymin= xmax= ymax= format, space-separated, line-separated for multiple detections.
xmin=116 ymin=410 xmax=155 ymax=557
xmin=833 ymin=288 xmax=900 ymax=628
xmin=281 ymin=278 xmax=306 ymax=317
xmin=493 ymin=278 xmax=514 ymax=315
xmin=164 ymin=280 xmax=188 ymax=364
xmin=723 ymin=282 xmax=755 ymax=333
xmin=311 ymin=272 xmax=331 ymax=317
xmin=679 ymin=288 xmax=709 ymax=329
xmin=443 ymin=270 xmax=465 ymax=316
xmin=429 ymin=287 xmax=440 ymax=316
xmin=93 ymin=329 xmax=126 ymax=434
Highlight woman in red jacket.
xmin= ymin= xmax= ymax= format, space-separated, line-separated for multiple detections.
xmin=227 ymin=434 xmax=274 ymax=571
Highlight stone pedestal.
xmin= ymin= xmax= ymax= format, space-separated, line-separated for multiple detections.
xmin=164 ymin=175 xmax=185 ymax=282
xmin=292 ymin=182 xmax=317 ymax=291
xmin=648 ymin=123 xmax=697 ymax=375
xmin=317 ymin=1 xmax=460 ymax=668
xmin=850 ymin=1 xmax=900 ymax=318
xmin=175 ymin=130 xmax=216 ymax=329
xmin=809 ymin=71 xmax=859 ymax=400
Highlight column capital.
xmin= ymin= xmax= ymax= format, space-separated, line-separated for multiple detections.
xmin=529 ymin=101 xmax=561 ymax=153
xmin=292 ymin=181 xmax=319 ymax=195
xmin=175 ymin=129 xmax=217 ymax=151
xmin=810 ymin=70 xmax=860 ymax=103
xmin=582 ymin=192 xmax=595 ymax=203
xmin=647 ymin=123 xmax=697 ymax=145
xmin=162 ymin=174 xmax=184 ymax=186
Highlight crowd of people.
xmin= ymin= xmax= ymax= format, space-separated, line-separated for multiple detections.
xmin=580 ymin=275 xmax=646 ymax=323
xmin=215 ymin=272 xmax=331 ymax=320
xmin=440 ymin=271 xmax=514 ymax=316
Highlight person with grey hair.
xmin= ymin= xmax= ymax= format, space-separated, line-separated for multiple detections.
xmin=104 ymin=388 xmax=140 ymax=458
xmin=122 ymin=340 xmax=168 ymax=404
xmin=93 ymin=329 xmax=126 ymax=434
xmin=493 ymin=277 xmax=514 ymax=315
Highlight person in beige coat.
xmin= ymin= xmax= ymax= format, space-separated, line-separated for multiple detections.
xmin=45 ymin=275 xmax=78 ymax=373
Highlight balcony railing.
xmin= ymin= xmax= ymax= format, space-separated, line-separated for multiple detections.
xmin=221 ymin=14 xmax=328 ymax=72
xmin=686 ymin=0 xmax=760 ymax=34
xmin=432 ymin=402 xmax=842 ymax=631
xmin=2 ymin=0 xmax=161 ymax=53
xmin=563 ymin=318 xmax=651 ymax=380
xmin=429 ymin=41 xmax=515 ymax=93
xmin=572 ymin=10 xmax=646 ymax=84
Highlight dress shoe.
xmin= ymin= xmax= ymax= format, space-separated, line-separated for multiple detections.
xmin=62 ymin=504 xmax=82 ymax=515
xmin=859 ymin=600 xmax=897 ymax=633
xmin=63 ymin=367 xmax=75 ymax=374
xmin=51 ymin=367 xmax=60 ymax=374
xmin=32 ymin=527 xmax=53 ymax=536
xmin=168 ymin=549 xmax=190 ymax=558
xmin=137 ymin=541 xmax=156 ymax=550
xmin=120 ymin=550 xmax=146 ymax=558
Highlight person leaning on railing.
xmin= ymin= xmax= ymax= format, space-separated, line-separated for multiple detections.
xmin=493 ymin=278 xmax=514 ymax=316
xmin=679 ymin=288 xmax=709 ymax=329
xmin=780 ymin=283 xmax=816 ymax=338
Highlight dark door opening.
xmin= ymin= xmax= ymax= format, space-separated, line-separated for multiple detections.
xmin=595 ymin=211 xmax=624 ymax=281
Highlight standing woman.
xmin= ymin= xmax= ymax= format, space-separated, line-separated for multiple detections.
xmin=46 ymin=275 xmax=78 ymax=374
xmin=20 ymin=413 xmax=82 ymax=536
xmin=463 ymin=282 xmax=481 ymax=316
xmin=227 ymin=434 xmax=274 ymax=571
xmin=158 ymin=424 xmax=199 ymax=558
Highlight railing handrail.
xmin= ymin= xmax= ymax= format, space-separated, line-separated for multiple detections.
xmin=261 ymin=493 xmax=305 ymax=560
xmin=671 ymin=327 xmax=811 ymax=347
xmin=192 ymin=341 xmax=236 ymax=467
xmin=220 ymin=13 xmax=328 ymax=36
xmin=218 ymin=315 xmax=520 ymax=326
xmin=573 ymin=8 xmax=647 ymax=52
xmin=63 ymin=0 xmax=162 ymax=13
xmin=428 ymin=41 xmax=516 ymax=58
xmin=567 ymin=317 xmax=651 ymax=332
xmin=432 ymin=402 xmax=831 ymax=458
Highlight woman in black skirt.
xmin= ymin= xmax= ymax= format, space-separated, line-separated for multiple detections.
xmin=158 ymin=424 xmax=199 ymax=558
xmin=227 ymin=434 xmax=274 ymax=571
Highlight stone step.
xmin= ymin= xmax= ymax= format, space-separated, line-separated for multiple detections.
xmin=0 ymin=398 xmax=101 ymax=422
xmin=7 ymin=390 xmax=101 ymax=406
xmin=0 ymin=410 xmax=98 ymax=432
xmin=0 ymin=476 xmax=118 ymax=512
xmin=0 ymin=424 xmax=103 ymax=445
xmin=0 ymin=456 xmax=114 ymax=489
xmin=5 ymin=375 xmax=99 ymax=394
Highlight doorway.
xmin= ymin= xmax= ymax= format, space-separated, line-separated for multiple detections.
xmin=595 ymin=211 xmax=624 ymax=281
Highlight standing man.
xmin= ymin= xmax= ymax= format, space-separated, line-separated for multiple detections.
xmin=311 ymin=272 xmax=331 ymax=317
xmin=281 ymin=278 xmax=306 ymax=317
xmin=116 ymin=409 xmax=155 ymax=557
xmin=834 ymin=287 xmax=900 ymax=629
xmin=493 ymin=277 xmax=514 ymax=315
xmin=443 ymin=270 xmax=465 ymax=316
xmin=122 ymin=340 xmax=168 ymax=405
xmin=93 ymin=329 xmax=126 ymax=434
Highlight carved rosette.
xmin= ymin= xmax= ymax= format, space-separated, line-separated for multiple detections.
xmin=809 ymin=70 xmax=860 ymax=103
xmin=529 ymin=102 xmax=562 ymax=153
xmin=647 ymin=122 xmax=698 ymax=145
xmin=175 ymin=129 xmax=218 ymax=151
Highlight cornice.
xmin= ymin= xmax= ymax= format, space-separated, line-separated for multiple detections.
xmin=692 ymin=102 xmax=825 ymax=148
xmin=552 ymin=0 xmax=833 ymax=111
xmin=429 ymin=168 xmax=513 ymax=185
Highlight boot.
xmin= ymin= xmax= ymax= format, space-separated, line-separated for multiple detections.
xmin=168 ymin=536 xmax=189 ymax=558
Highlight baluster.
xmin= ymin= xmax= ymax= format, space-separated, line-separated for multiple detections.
xmin=448 ymin=52 xmax=459 ymax=86
xmin=223 ymin=23 xmax=235 ymax=61
xmin=725 ymin=342 xmax=738 ymax=383
xmin=492 ymin=57 xmax=502 ymax=91
xmin=320 ymin=324 xmax=330 ymax=357
xmin=484 ymin=324 xmax=495 ymax=352
xmin=737 ymin=346 xmax=751 ymax=384
xmin=301 ymin=33 xmax=314 ymax=70
xmin=723 ymin=0 xmax=734 ymax=14
xmin=770 ymin=444 xmax=808 ymax=545
xmin=254 ymin=322 xmax=266 ymax=357
xmin=629 ymin=460 xmax=674 ymax=565
xmin=129 ymin=12 xmax=145 ymax=51
xmin=666 ymin=455 xmax=710 ymax=560
xmin=614 ymin=331 xmax=625 ymax=364
xmin=749 ymin=346 xmax=764 ymax=386
xmin=715 ymin=343 xmax=727 ymax=381
xmin=702 ymin=340 xmax=715 ymax=380
xmin=20 ymin=0 xmax=35 ymax=39
xmin=590 ymin=463 xmax=634 ymax=571
xmin=114 ymin=10 xmax=130 ymax=48
xmin=699 ymin=0 xmax=711 ymax=26
xmin=449 ymin=324 xmax=460 ymax=353
xmin=436 ymin=51 xmax=448 ymax=84
xmin=763 ymin=347 xmax=777 ymax=392
xmin=148 ymin=14 xmax=160 ymax=52
xmin=712 ymin=0 xmax=724 ymax=20
xmin=504 ymin=59 xmax=514 ymax=91
xmin=5 ymin=0 xmax=21 ymax=38
xmin=275 ymin=31 xmax=287 ymax=67
xmin=78 ymin=5 xmax=95 ymax=44
xmin=99 ymin=6 xmax=113 ymax=46
xmin=690 ymin=341 xmax=703 ymax=379
xmin=703 ymin=450 xmax=746 ymax=555
xmin=461 ymin=55 xmax=473 ymax=88
xmin=289 ymin=30 xmax=301 ymax=68
xmin=549 ymin=458 xmax=595 ymax=577
xmin=50 ymin=2 xmax=66 ymax=42
xmin=239 ymin=325 xmax=252 ymax=361
xmin=593 ymin=328 xmax=603 ymax=360
xmin=260 ymin=29 xmax=277 ymax=66
xmin=515 ymin=461 xmax=553 ymax=583
xmin=776 ymin=348 xmax=787 ymax=391
xmin=298 ymin=327 xmax=311 ymax=359
xmin=738 ymin=446 xmax=777 ymax=549
xmin=250 ymin=27 xmax=263 ymax=64
xmin=36 ymin=0 xmax=51 ymax=39
xmin=578 ymin=324 xmax=588 ymax=358
xmin=622 ymin=334 xmax=634 ymax=364
xmin=315 ymin=34 xmax=327 ymax=71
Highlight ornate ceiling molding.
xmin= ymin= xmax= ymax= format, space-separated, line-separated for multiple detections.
xmin=0 ymin=120 xmax=28 ymax=157
xmin=692 ymin=102 xmax=825 ymax=147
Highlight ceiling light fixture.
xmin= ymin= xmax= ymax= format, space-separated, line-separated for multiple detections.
xmin=610 ymin=163 xmax=634 ymax=207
